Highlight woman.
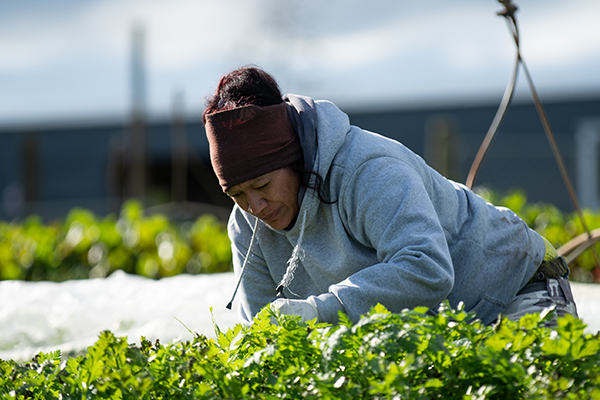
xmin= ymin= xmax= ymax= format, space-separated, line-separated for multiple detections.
xmin=203 ymin=66 xmax=578 ymax=326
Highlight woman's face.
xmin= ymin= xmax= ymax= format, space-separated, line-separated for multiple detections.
xmin=226 ymin=167 xmax=301 ymax=230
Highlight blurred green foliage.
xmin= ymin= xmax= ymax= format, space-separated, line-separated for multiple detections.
xmin=2 ymin=189 xmax=600 ymax=282
xmin=475 ymin=187 xmax=600 ymax=283
xmin=0 ymin=201 xmax=232 ymax=281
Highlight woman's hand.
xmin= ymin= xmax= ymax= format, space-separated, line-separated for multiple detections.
xmin=270 ymin=298 xmax=319 ymax=322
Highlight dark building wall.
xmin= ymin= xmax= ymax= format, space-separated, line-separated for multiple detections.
xmin=0 ymin=96 xmax=598 ymax=221
xmin=0 ymin=123 xmax=124 ymax=219
xmin=0 ymin=118 xmax=227 ymax=221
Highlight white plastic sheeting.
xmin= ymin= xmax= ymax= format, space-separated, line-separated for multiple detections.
xmin=0 ymin=271 xmax=238 ymax=361
xmin=1 ymin=271 xmax=599 ymax=361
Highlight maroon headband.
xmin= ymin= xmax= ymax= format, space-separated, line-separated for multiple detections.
xmin=204 ymin=102 xmax=303 ymax=192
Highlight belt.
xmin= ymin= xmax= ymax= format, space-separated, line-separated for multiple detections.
xmin=527 ymin=256 xmax=570 ymax=285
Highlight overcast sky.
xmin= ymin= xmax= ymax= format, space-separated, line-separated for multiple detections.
xmin=0 ymin=0 xmax=599 ymax=124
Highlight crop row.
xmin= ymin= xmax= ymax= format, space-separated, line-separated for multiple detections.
xmin=2 ymin=303 xmax=599 ymax=399
xmin=0 ymin=201 xmax=232 ymax=281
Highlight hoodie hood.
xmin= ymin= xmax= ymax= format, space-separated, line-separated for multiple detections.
xmin=283 ymin=94 xmax=351 ymax=235
xmin=284 ymin=94 xmax=318 ymax=174
xmin=267 ymin=94 xmax=351 ymax=296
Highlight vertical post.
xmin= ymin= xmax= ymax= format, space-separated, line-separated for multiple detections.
xmin=129 ymin=23 xmax=146 ymax=202
xmin=22 ymin=132 xmax=38 ymax=215
xmin=425 ymin=115 xmax=459 ymax=181
xmin=171 ymin=91 xmax=188 ymax=203
xmin=575 ymin=120 xmax=600 ymax=210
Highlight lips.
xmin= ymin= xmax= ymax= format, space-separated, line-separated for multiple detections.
xmin=260 ymin=207 xmax=281 ymax=224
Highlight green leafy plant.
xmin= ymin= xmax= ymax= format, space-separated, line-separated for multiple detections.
xmin=0 ymin=201 xmax=232 ymax=281
xmin=2 ymin=303 xmax=600 ymax=399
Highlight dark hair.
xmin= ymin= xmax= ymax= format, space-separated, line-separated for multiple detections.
xmin=204 ymin=65 xmax=334 ymax=204
xmin=203 ymin=66 xmax=283 ymax=121
xmin=290 ymin=160 xmax=336 ymax=205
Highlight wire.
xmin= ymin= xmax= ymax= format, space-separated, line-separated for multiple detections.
xmin=467 ymin=1 xmax=519 ymax=189
xmin=467 ymin=0 xmax=600 ymax=275
xmin=465 ymin=50 xmax=519 ymax=189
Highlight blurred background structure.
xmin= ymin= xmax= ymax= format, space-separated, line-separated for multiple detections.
xmin=0 ymin=0 xmax=599 ymax=221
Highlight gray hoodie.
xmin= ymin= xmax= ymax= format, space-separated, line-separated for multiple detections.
xmin=228 ymin=95 xmax=545 ymax=326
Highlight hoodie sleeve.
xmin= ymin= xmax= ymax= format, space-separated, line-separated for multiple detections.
xmin=228 ymin=207 xmax=279 ymax=325
xmin=325 ymin=156 xmax=455 ymax=323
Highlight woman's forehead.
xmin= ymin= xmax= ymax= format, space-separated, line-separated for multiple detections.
xmin=226 ymin=171 xmax=274 ymax=194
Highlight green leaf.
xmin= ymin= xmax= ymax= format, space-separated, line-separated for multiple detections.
xmin=370 ymin=303 xmax=390 ymax=315
xmin=541 ymin=336 xmax=570 ymax=356
xmin=572 ymin=337 xmax=600 ymax=359
xmin=424 ymin=378 xmax=444 ymax=388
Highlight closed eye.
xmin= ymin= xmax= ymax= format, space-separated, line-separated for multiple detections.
xmin=253 ymin=180 xmax=270 ymax=191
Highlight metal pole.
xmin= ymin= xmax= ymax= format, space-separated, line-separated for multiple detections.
xmin=171 ymin=91 xmax=188 ymax=203
xmin=130 ymin=23 xmax=146 ymax=202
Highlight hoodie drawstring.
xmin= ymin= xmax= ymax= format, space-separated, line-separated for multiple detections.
xmin=226 ymin=217 xmax=260 ymax=309
xmin=276 ymin=210 xmax=307 ymax=296
xmin=226 ymin=210 xmax=308 ymax=310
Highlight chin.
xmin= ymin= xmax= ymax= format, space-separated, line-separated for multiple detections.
xmin=267 ymin=216 xmax=293 ymax=230
xmin=266 ymin=221 xmax=287 ymax=230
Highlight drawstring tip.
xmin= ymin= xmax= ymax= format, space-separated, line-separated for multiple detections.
xmin=226 ymin=302 xmax=233 ymax=310
xmin=276 ymin=285 xmax=284 ymax=295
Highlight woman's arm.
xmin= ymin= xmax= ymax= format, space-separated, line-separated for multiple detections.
xmin=322 ymin=156 xmax=455 ymax=322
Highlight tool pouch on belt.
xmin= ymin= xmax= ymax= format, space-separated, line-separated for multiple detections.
xmin=527 ymin=256 xmax=575 ymax=303
xmin=528 ymin=256 xmax=570 ymax=284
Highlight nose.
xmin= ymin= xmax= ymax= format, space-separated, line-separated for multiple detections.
xmin=246 ymin=191 xmax=267 ymax=215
